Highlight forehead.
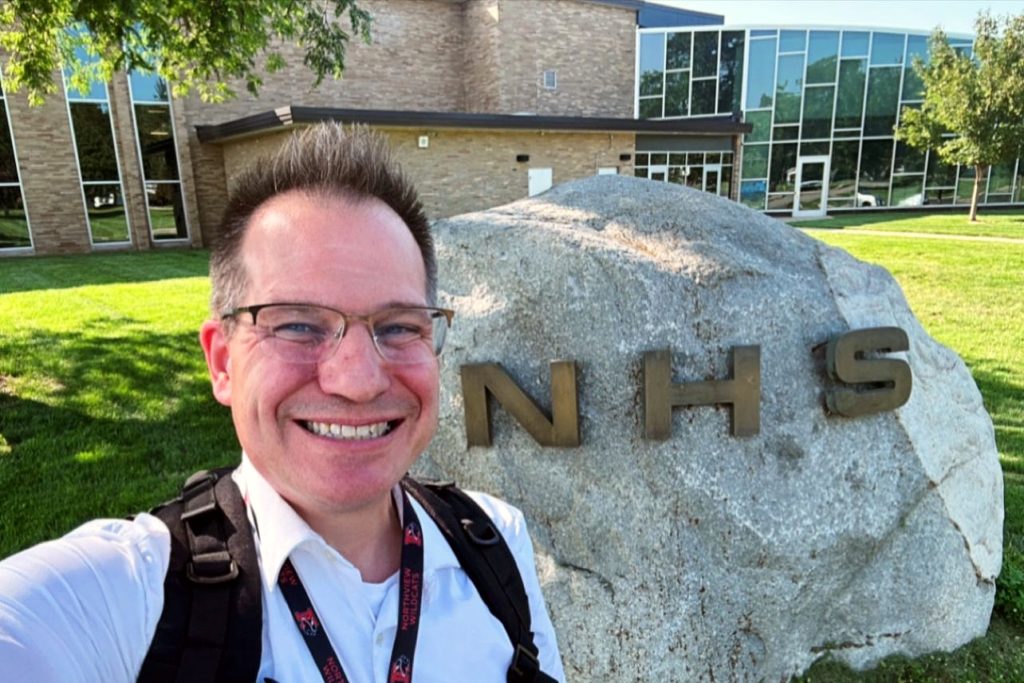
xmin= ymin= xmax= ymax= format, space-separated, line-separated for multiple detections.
xmin=238 ymin=190 xmax=427 ymax=307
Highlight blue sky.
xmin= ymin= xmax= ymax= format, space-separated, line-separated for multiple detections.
xmin=654 ymin=1 xmax=1024 ymax=35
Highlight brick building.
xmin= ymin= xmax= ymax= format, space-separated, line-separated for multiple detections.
xmin=0 ymin=0 xmax=747 ymax=256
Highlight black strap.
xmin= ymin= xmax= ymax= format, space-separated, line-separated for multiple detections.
xmin=275 ymin=490 xmax=425 ymax=683
xmin=401 ymin=479 xmax=557 ymax=683
xmin=142 ymin=471 xmax=552 ymax=682
xmin=139 ymin=469 xmax=262 ymax=683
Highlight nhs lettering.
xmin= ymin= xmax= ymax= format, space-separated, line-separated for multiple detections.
xmin=460 ymin=327 xmax=911 ymax=447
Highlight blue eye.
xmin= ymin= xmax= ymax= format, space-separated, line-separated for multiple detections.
xmin=374 ymin=322 xmax=424 ymax=345
xmin=271 ymin=322 xmax=328 ymax=344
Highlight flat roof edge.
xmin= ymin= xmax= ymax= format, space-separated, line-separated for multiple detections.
xmin=195 ymin=106 xmax=750 ymax=143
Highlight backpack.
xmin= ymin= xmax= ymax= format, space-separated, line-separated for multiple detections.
xmin=137 ymin=468 xmax=557 ymax=683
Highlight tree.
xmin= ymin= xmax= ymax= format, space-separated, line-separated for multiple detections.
xmin=0 ymin=0 xmax=371 ymax=105
xmin=896 ymin=12 xmax=1024 ymax=221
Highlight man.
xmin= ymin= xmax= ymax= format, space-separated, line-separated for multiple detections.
xmin=0 ymin=124 xmax=564 ymax=682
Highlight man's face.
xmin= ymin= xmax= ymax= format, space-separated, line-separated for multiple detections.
xmin=200 ymin=191 xmax=439 ymax=516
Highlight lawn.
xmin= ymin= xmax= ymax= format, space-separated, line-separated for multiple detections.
xmin=0 ymin=212 xmax=1022 ymax=680
xmin=791 ymin=207 xmax=1024 ymax=240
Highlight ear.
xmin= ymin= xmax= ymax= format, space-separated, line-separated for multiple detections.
xmin=200 ymin=319 xmax=232 ymax=406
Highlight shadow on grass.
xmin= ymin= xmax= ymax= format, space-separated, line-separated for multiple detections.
xmin=0 ymin=249 xmax=209 ymax=295
xmin=0 ymin=322 xmax=238 ymax=558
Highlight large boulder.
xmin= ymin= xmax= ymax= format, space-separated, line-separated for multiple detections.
xmin=418 ymin=176 xmax=1003 ymax=681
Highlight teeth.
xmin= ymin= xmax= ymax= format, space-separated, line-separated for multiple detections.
xmin=305 ymin=420 xmax=392 ymax=440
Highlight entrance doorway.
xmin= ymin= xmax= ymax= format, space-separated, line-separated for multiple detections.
xmin=793 ymin=156 xmax=829 ymax=218
xmin=703 ymin=164 xmax=722 ymax=195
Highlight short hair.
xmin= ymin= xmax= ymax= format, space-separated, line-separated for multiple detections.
xmin=209 ymin=123 xmax=435 ymax=318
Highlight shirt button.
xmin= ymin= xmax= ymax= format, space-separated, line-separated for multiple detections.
xmin=375 ymin=633 xmax=385 ymax=647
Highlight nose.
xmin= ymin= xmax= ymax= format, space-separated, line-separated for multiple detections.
xmin=315 ymin=323 xmax=390 ymax=401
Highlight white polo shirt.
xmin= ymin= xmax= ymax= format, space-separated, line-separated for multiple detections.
xmin=0 ymin=457 xmax=565 ymax=682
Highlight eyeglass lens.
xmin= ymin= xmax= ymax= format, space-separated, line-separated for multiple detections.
xmin=251 ymin=304 xmax=448 ymax=364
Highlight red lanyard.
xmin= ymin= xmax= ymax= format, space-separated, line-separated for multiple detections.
xmin=276 ymin=491 xmax=425 ymax=683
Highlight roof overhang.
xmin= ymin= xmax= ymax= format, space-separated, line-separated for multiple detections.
xmin=195 ymin=106 xmax=751 ymax=144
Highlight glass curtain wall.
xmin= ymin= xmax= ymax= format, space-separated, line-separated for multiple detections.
xmin=64 ymin=47 xmax=131 ymax=245
xmin=637 ymin=26 xmax=1021 ymax=212
xmin=129 ymin=72 xmax=188 ymax=241
xmin=0 ymin=74 xmax=31 ymax=250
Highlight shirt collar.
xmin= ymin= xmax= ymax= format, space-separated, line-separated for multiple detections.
xmin=232 ymin=454 xmax=461 ymax=590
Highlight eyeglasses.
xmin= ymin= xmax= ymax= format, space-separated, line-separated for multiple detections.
xmin=222 ymin=303 xmax=454 ymax=365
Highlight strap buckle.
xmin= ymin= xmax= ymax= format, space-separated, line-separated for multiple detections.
xmin=509 ymin=642 xmax=541 ymax=680
xmin=187 ymin=550 xmax=240 ymax=584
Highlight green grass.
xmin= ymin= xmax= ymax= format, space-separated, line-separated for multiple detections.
xmin=0 ymin=212 xmax=1022 ymax=680
xmin=791 ymin=208 xmax=1024 ymax=240
xmin=0 ymin=250 xmax=236 ymax=554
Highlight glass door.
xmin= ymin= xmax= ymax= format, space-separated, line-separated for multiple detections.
xmin=703 ymin=164 xmax=722 ymax=195
xmin=793 ymin=155 xmax=830 ymax=218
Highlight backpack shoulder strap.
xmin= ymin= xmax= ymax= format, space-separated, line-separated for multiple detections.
xmin=138 ymin=468 xmax=263 ymax=683
xmin=401 ymin=478 xmax=557 ymax=683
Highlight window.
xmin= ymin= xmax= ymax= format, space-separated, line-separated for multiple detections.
xmin=926 ymin=151 xmax=957 ymax=188
xmin=65 ymin=54 xmax=130 ymax=246
xmin=774 ymin=54 xmax=804 ymax=124
xmin=807 ymin=31 xmax=839 ymax=84
xmin=834 ymin=59 xmax=867 ymax=130
xmin=664 ymin=71 xmax=689 ymax=117
xmin=542 ymin=70 xmax=557 ymax=90
xmin=769 ymin=143 xmax=797 ymax=193
xmin=745 ymin=111 xmax=771 ymax=143
xmin=859 ymin=138 xmax=895 ymax=206
xmin=691 ymin=79 xmax=717 ymax=115
xmin=639 ymin=32 xmax=665 ymax=118
xmin=864 ymin=67 xmax=901 ymax=136
xmin=742 ymin=145 xmax=769 ymax=177
xmin=902 ymin=35 xmax=928 ymax=100
xmin=639 ymin=33 xmax=666 ymax=97
xmin=667 ymin=33 xmax=691 ymax=70
xmin=718 ymin=31 xmax=745 ymax=114
xmin=130 ymin=71 xmax=189 ymax=241
xmin=741 ymin=179 xmax=767 ymax=209
xmin=802 ymin=86 xmax=835 ymax=139
xmin=871 ymin=33 xmax=905 ymax=65
xmin=829 ymin=140 xmax=860 ymax=200
xmin=893 ymin=141 xmax=925 ymax=174
xmin=746 ymin=38 xmax=777 ymax=109
xmin=779 ymin=30 xmax=807 ymax=53
xmin=891 ymin=174 xmax=924 ymax=206
xmin=0 ymin=75 xmax=31 ymax=250
xmin=841 ymin=31 xmax=870 ymax=57
xmin=693 ymin=31 xmax=718 ymax=78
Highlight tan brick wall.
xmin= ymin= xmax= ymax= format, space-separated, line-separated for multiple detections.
xmin=492 ymin=0 xmax=635 ymax=117
xmin=3 ymin=74 xmax=89 ymax=255
xmin=108 ymin=72 xmax=151 ymax=250
xmin=461 ymin=0 xmax=502 ymax=112
xmin=181 ymin=0 xmax=467 ymax=130
xmin=218 ymin=126 xmax=634 ymax=223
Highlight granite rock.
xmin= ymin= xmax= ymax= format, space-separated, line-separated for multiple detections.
xmin=418 ymin=176 xmax=1003 ymax=681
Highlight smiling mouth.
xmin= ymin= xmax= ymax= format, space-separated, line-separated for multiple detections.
xmin=303 ymin=420 xmax=396 ymax=440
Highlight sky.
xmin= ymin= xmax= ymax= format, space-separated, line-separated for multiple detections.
xmin=653 ymin=0 xmax=1024 ymax=35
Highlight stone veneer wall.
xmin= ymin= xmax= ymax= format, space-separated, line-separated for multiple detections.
xmin=219 ymin=128 xmax=636 ymax=220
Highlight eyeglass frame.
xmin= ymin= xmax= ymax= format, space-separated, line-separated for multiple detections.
xmin=220 ymin=302 xmax=455 ymax=364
